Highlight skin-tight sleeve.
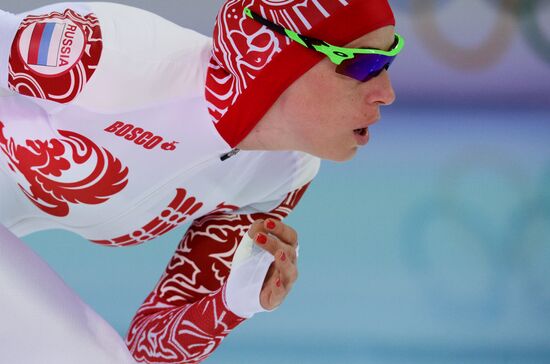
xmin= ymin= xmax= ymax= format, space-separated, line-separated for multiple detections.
xmin=0 ymin=3 xmax=103 ymax=106
xmin=125 ymin=183 xmax=311 ymax=364
xmin=0 ymin=3 xmax=210 ymax=111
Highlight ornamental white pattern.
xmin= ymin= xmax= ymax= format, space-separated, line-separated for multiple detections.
xmin=126 ymin=183 xmax=311 ymax=363
xmin=205 ymin=0 xmax=351 ymax=124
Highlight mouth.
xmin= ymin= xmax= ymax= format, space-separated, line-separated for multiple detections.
xmin=353 ymin=116 xmax=379 ymax=146
xmin=353 ymin=127 xmax=370 ymax=146
xmin=353 ymin=127 xmax=368 ymax=136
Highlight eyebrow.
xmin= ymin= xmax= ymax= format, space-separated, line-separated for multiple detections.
xmin=357 ymin=44 xmax=391 ymax=52
xmin=358 ymin=46 xmax=383 ymax=51
xmin=357 ymin=37 xmax=398 ymax=52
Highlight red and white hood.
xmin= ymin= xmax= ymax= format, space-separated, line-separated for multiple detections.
xmin=206 ymin=0 xmax=395 ymax=148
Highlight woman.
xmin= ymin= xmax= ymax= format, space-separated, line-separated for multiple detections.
xmin=0 ymin=0 xmax=400 ymax=362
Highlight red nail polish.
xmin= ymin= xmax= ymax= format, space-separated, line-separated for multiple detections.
xmin=276 ymin=278 xmax=281 ymax=288
xmin=280 ymin=252 xmax=287 ymax=262
xmin=256 ymin=233 xmax=267 ymax=244
xmin=266 ymin=220 xmax=276 ymax=230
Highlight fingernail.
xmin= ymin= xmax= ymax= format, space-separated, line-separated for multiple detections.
xmin=276 ymin=278 xmax=281 ymax=288
xmin=280 ymin=252 xmax=287 ymax=262
xmin=266 ymin=220 xmax=276 ymax=230
xmin=256 ymin=233 xmax=267 ymax=245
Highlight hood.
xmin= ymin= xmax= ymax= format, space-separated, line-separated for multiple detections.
xmin=205 ymin=0 xmax=395 ymax=148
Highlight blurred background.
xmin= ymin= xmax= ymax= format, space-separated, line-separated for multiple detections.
xmin=3 ymin=0 xmax=549 ymax=363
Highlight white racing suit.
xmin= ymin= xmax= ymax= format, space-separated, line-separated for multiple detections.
xmin=0 ymin=3 xmax=320 ymax=363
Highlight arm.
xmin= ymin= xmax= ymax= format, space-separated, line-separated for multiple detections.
xmin=0 ymin=4 xmax=102 ymax=105
xmin=0 ymin=3 xmax=210 ymax=110
xmin=125 ymin=183 xmax=311 ymax=363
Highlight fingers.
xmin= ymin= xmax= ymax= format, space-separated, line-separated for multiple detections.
xmin=260 ymin=250 xmax=298 ymax=310
xmin=251 ymin=219 xmax=300 ymax=310
xmin=260 ymin=269 xmax=283 ymax=309
xmin=275 ymin=250 xmax=298 ymax=288
xmin=248 ymin=218 xmax=298 ymax=265
xmin=247 ymin=219 xmax=266 ymax=240
xmin=260 ymin=272 xmax=277 ymax=310
xmin=264 ymin=219 xmax=298 ymax=247
xmin=254 ymin=232 xmax=297 ymax=262
xmin=261 ymin=263 xmax=276 ymax=292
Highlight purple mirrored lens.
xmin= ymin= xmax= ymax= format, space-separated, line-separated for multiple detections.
xmin=335 ymin=54 xmax=395 ymax=82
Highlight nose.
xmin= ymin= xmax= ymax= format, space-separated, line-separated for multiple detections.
xmin=364 ymin=69 xmax=396 ymax=106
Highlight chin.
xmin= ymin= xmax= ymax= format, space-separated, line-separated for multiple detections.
xmin=321 ymin=147 xmax=357 ymax=162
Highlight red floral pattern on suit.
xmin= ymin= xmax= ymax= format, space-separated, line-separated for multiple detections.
xmin=126 ymin=183 xmax=311 ymax=363
xmin=0 ymin=121 xmax=128 ymax=217
xmin=8 ymin=9 xmax=102 ymax=103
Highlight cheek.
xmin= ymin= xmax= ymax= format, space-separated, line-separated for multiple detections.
xmin=281 ymin=62 xmax=356 ymax=146
xmin=294 ymin=66 xmax=347 ymax=123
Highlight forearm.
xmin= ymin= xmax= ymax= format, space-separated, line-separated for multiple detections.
xmin=125 ymin=182 xmax=312 ymax=363
xmin=123 ymin=213 xmax=274 ymax=363
xmin=124 ymin=211 xmax=252 ymax=363
xmin=126 ymin=285 xmax=245 ymax=364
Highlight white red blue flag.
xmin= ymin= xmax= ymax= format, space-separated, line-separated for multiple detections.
xmin=26 ymin=22 xmax=65 ymax=67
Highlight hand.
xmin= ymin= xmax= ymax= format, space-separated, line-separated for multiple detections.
xmin=247 ymin=219 xmax=299 ymax=310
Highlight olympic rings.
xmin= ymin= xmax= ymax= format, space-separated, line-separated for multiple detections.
xmin=401 ymin=200 xmax=505 ymax=316
xmin=411 ymin=0 xmax=520 ymax=70
xmin=438 ymin=148 xmax=528 ymax=209
xmin=521 ymin=0 xmax=550 ymax=64
xmin=411 ymin=0 xmax=550 ymax=68
xmin=399 ymin=149 xmax=550 ymax=316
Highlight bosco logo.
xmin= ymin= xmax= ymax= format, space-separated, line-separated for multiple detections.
xmin=105 ymin=121 xmax=179 ymax=152
xmin=17 ymin=19 xmax=86 ymax=76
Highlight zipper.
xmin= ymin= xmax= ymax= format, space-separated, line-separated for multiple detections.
xmin=79 ymin=151 xmax=223 ymax=233
xmin=220 ymin=148 xmax=240 ymax=161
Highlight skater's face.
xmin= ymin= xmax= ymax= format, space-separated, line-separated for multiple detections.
xmin=239 ymin=26 xmax=397 ymax=162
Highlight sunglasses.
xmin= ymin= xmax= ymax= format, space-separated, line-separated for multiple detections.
xmin=244 ymin=7 xmax=404 ymax=83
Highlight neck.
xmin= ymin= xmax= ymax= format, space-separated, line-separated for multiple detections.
xmin=236 ymin=110 xmax=296 ymax=152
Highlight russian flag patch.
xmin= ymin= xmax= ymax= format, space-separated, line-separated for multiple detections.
xmin=27 ymin=22 xmax=66 ymax=67
xmin=9 ymin=9 xmax=102 ymax=103
xmin=17 ymin=17 xmax=86 ymax=76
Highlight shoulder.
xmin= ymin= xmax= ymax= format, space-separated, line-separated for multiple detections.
xmin=227 ymin=150 xmax=321 ymax=214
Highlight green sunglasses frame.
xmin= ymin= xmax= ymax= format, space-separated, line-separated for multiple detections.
xmin=244 ymin=7 xmax=404 ymax=66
